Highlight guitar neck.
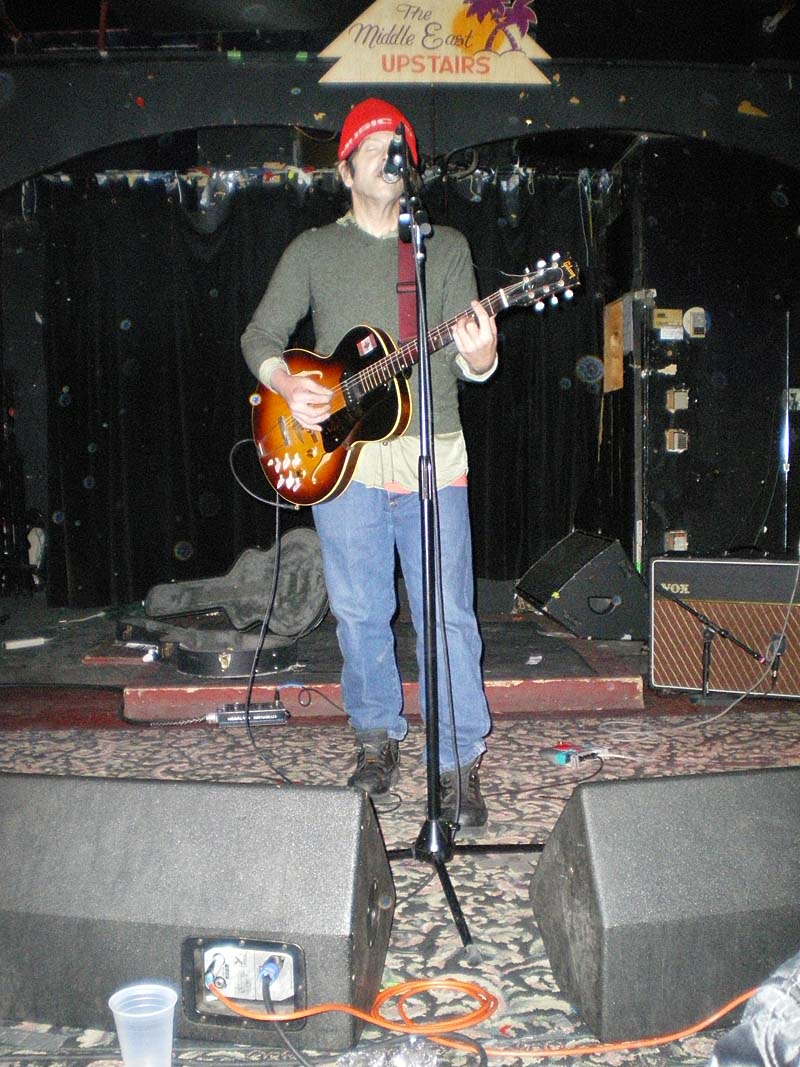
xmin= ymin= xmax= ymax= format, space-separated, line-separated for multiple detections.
xmin=389 ymin=289 xmax=507 ymax=378
xmin=367 ymin=258 xmax=576 ymax=387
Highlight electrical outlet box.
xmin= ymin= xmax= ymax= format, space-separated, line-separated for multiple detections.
xmin=665 ymin=429 xmax=690 ymax=453
xmin=666 ymin=388 xmax=690 ymax=412
xmin=683 ymin=306 xmax=707 ymax=338
xmin=652 ymin=307 xmax=684 ymax=341
xmin=664 ymin=530 xmax=690 ymax=552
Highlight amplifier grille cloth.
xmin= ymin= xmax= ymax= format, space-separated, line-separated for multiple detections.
xmin=651 ymin=598 xmax=800 ymax=695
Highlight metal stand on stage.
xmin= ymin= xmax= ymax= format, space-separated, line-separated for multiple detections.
xmin=660 ymin=591 xmax=770 ymax=701
xmin=382 ymin=129 xmax=545 ymax=965
xmin=780 ymin=309 xmax=792 ymax=554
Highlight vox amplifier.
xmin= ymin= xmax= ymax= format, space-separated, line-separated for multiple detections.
xmin=650 ymin=557 xmax=800 ymax=697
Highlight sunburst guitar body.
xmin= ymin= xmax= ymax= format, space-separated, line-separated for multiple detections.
xmin=251 ymin=325 xmax=410 ymax=506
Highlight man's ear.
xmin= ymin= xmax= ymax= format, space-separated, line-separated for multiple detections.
xmin=338 ymin=159 xmax=353 ymax=189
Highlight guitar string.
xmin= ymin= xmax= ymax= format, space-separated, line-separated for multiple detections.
xmin=263 ymin=269 xmax=569 ymax=452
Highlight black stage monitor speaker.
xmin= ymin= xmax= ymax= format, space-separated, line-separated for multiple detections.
xmin=529 ymin=768 xmax=800 ymax=1042
xmin=0 ymin=774 xmax=394 ymax=1051
xmin=516 ymin=531 xmax=648 ymax=639
xmin=650 ymin=556 xmax=800 ymax=697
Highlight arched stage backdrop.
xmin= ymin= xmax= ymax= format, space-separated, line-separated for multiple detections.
xmin=0 ymin=57 xmax=798 ymax=189
xmin=1 ymin=46 xmax=798 ymax=606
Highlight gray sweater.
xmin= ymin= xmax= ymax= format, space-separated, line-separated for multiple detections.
xmin=241 ymin=215 xmax=481 ymax=437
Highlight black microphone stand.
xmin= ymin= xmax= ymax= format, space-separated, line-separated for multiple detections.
xmin=661 ymin=592 xmax=766 ymax=700
xmin=383 ymin=138 xmax=545 ymax=966
xmin=381 ymin=138 xmax=483 ymax=964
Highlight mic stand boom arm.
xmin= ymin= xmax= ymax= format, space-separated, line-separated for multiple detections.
xmin=660 ymin=591 xmax=766 ymax=697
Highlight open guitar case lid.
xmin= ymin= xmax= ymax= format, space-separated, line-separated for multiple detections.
xmin=117 ymin=528 xmax=329 ymax=678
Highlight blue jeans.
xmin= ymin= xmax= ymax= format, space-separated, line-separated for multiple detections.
xmin=312 ymin=481 xmax=491 ymax=771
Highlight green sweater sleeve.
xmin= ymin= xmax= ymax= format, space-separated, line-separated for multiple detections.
xmin=240 ymin=231 xmax=315 ymax=384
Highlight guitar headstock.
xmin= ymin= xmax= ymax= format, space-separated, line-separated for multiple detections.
xmin=514 ymin=253 xmax=580 ymax=311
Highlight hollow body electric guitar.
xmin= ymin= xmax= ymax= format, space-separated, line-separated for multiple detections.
xmin=251 ymin=254 xmax=579 ymax=506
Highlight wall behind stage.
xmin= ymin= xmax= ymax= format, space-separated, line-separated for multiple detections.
xmin=1 ymin=167 xmax=600 ymax=608
xmin=596 ymin=140 xmax=800 ymax=568
xmin=2 ymin=136 xmax=798 ymax=607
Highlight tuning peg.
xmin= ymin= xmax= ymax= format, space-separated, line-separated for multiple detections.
xmin=563 ymin=288 xmax=574 ymax=300
xmin=549 ymin=294 xmax=559 ymax=306
xmin=535 ymin=259 xmax=546 ymax=270
xmin=551 ymin=252 xmax=562 ymax=263
xmin=534 ymin=299 xmax=545 ymax=312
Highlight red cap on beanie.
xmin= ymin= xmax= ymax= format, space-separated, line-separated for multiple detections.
xmin=338 ymin=98 xmax=419 ymax=164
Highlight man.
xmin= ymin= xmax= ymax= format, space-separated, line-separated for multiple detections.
xmin=241 ymin=98 xmax=497 ymax=827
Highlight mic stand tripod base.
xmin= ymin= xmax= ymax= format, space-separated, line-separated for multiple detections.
xmin=690 ymin=692 xmax=736 ymax=706
xmin=389 ymin=819 xmax=482 ymax=966
xmin=414 ymin=815 xmax=455 ymax=863
xmin=417 ymin=818 xmax=483 ymax=964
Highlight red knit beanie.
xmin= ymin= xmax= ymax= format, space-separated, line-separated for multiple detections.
xmin=338 ymin=98 xmax=419 ymax=164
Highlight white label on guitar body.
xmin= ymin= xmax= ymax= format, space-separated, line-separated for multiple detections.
xmin=357 ymin=333 xmax=378 ymax=358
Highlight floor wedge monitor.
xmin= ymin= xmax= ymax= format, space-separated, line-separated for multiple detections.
xmin=517 ymin=531 xmax=648 ymax=639
xmin=650 ymin=556 xmax=800 ymax=697
xmin=0 ymin=774 xmax=395 ymax=1051
xmin=529 ymin=768 xmax=800 ymax=1042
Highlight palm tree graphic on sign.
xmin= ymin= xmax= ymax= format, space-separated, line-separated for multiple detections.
xmin=464 ymin=0 xmax=537 ymax=51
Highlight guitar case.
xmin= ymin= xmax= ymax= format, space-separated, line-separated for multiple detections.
xmin=117 ymin=528 xmax=329 ymax=678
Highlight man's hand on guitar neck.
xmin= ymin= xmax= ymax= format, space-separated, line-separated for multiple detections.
xmin=271 ymin=367 xmax=334 ymax=432
xmin=452 ymin=300 xmax=498 ymax=376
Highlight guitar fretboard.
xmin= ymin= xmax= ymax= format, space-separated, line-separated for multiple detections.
xmin=350 ymin=264 xmax=570 ymax=395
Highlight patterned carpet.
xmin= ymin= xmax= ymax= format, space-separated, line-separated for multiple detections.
xmin=1 ymin=698 xmax=800 ymax=1067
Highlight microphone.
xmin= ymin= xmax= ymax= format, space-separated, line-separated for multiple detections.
xmin=768 ymin=634 xmax=788 ymax=688
xmin=382 ymin=123 xmax=407 ymax=184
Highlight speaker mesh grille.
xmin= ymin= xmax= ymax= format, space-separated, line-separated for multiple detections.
xmin=651 ymin=597 xmax=800 ymax=696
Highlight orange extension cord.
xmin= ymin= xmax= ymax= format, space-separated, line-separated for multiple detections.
xmin=207 ymin=976 xmax=756 ymax=1060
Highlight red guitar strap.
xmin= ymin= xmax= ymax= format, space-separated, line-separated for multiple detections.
xmin=397 ymin=237 xmax=417 ymax=344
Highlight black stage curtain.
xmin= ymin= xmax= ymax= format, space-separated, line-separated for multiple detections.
xmin=428 ymin=175 xmax=602 ymax=581
xmin=40 ymin=173 xmax=601 ymax=606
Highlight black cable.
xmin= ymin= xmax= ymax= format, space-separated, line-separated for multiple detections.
xmin=262 ymin=977 xmax=316 ymax=1067
xmin=228 ymin=438 xmax=298 ymax=511
xmin=723 ymin=396 xmax=784 ymax=555
xmin=390 ymin=868 xmax=438 ymax=905
xmin=413 ymin=240 xmax=463 ymax=828
xmin=296 ymin=686 xmax=345 ymax=713
xmin=439 ymin=1030 xmax=489 ymax=1067
xmin=371 ymin=790 xmax=404 ymax=815
xmin=239 ymin=491 xmax=294 ymax=784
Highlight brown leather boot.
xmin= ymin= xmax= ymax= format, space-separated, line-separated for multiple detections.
xmin=440 ymin=756 xmax=488 ymax=828
xmin=347 ymin=731 xmax=400 ymax=796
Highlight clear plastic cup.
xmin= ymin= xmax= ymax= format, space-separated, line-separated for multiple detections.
xmin=108 ymin=983 xmax=178 ymax=1067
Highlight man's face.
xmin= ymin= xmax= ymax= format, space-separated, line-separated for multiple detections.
xmin=341 ymin=131 xmax=405 ymax=203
